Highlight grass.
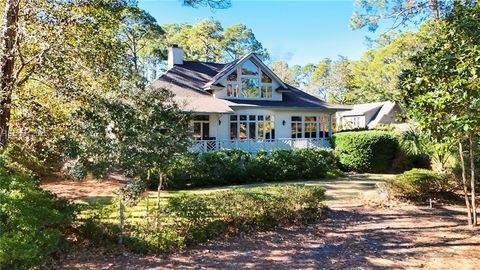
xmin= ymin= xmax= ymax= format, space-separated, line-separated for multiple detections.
xmin=75 ymin=173 xmax=393 ymax=225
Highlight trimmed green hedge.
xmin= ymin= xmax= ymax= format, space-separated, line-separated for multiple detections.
xmin=386 ymin=168 xmax=454 ymax=201
xmin=165 ymin=148 xmax=340 ymax=189
xmin=331 ymin=131 xmax=398 ymax=173
xmin=81 ymin=185 xmax=326 ymax=253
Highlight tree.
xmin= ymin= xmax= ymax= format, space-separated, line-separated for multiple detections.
xmin=222 ymin=24 xmax=269 ymax=61
xmin=0 ymin=0 xmax=137 ymax=177
xmin=399 ymin=2 xmax=480 ymax=226
xmin=350 ymin=30 xmax=427 ymax=103
xmin=323 ymin=57 xmax=355 ymax=104
xmin=268 ymin=60 xmax=302 ymax=87
xmin=163 ymin=19 xmax=268 ymax=63
xmin=118 ymin=6 xmax=164 ymax=88
xmin=351 ymin=0 xmax=450 ymax=32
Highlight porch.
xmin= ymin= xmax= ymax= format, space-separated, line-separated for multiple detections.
xmin=188 ymin=138 xmax=331 ymax=153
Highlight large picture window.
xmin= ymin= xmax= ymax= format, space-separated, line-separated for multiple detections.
xmin=225 ymin=60 xmax=274 ymax=99
xmin=291 ymin=115 xmax=332 ymax=139
xmin=230 ymin=114 xmax=275 ymax=140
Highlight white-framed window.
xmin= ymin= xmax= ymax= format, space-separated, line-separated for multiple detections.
xmin=230 ymin=114 xmax=275 ymax=140
xmin=192 ymin=115 xmax=210 ymax=141
xmin=225 ymin=60 xmax=274 ymax=99
xmin=291 ymin=115 xmax=333 ymax=139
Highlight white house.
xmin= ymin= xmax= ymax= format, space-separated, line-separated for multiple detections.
xmin=337 ymin=101 xmax=403 ymax=130
xmin=150 ymin=45 xmax=349 ymax=153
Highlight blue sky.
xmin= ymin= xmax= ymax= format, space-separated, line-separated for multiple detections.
xmin=138 ymin=0 xmax=387 ymax=66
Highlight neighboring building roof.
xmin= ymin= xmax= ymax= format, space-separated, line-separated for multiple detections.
xmin=338 ymin=101 xmax=401 ymax=128
xmin=149 ymin=56 xmax=347 ymax=113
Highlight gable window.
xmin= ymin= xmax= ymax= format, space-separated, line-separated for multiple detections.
xmin=227 ymin=83 xmax=238 ymax=97
xmin=225 ymin=59 xmax=275 ymax=99
xmin=230 ymin=114 xmax=275 ymax=141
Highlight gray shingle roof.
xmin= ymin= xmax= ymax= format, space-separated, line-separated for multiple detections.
xmin=149 ymin=58 xmax=349 ymax=113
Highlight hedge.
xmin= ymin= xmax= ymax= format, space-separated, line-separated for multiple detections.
xmin=81 ymin=185 xmax=326 ymax=253
xmin=386 ymin=168 xmax=455 ymax=202
xmin=165 ymin=148 xmax=340 ymax=189
xmin=331 ymin=131 xmax=398 ymax=173
xmin=0 ymin=158 xmax=75 ymax=270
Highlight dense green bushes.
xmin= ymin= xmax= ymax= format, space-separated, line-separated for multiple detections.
xmin=166 ymin=148 xmax=340 ymax=189
xmin=81 ymin=185 xmax=325 ymax=253
xmin=386 ymin=169 xmax=455 ymax=201
xmin=0 ymin=159 xmax=75 ymax=270
xmin=331 ymin=130 xmax=431 ymax=173
xmin=332 ymin=131 xmax=399 ymax=173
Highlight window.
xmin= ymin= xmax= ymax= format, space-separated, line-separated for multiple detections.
xmin=241 ymin=60 xmax=259 ymax=76
xmin=241 ymin=78 xmax=259 ymax=98
xmin=291 ymin=115 xmax=332 ymax=139
xmin=227 ymin=83 xmax=238 ymax=97
xmin=230 ymin=114 xmax=275 ymax=140
xmin=224 ymin=60 xmax=274 ymax=99
xmin=193 ymin=115 xmax=210 ymax=140
xmin=304 ymin=116 xmax=317 ymax=138
xmin=291 ymin=116 xmax=302 ymax=139
xmin=261 ymin=86 xmax=272 ymax=98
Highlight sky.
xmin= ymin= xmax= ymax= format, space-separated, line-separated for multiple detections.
xmin=138 ymin=0 xmax=387 ymax=66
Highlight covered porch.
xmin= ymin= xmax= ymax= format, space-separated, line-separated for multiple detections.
xmin=188 ymin=138 xmax=331 ymax=153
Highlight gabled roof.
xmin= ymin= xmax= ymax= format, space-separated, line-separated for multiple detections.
xmin=149 ymin=54 xmax=348 ymax=113
xmin=204 ymin=53 xmax=289 ymax=91
xmin=338 ymin=101 xmax=391 ymax=116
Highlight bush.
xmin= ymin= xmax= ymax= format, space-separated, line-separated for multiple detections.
xmin=386 ymin=168 xmax=454 ymax=202
xmin=166 ymin=148 xmax=339 ymax=189
xmin=0 ymin=159 xmax=75 ymax=270
xmin=84 ymin=185 xmax=325 ymax=253
xmin=332 ymin=131 xmax=398 ymax=173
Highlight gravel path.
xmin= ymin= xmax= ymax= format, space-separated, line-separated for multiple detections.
xmin=53 ymin=204 xmax=480 ymax=270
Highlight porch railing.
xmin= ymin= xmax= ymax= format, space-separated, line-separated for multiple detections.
xmin=188 ymin=138 xmax=331 ymax=153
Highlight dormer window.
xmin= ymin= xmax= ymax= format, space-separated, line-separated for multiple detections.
xmin=226 ymin=59 xmax=274 ymax=99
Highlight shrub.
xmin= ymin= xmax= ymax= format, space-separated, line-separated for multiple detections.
xmin=386 ymin=168 xmax=454 ymax=201
xmin=332 ymin=131 xmax=399 ymax=173
xmin=83 ymin=185 xmax=325 ymax=253
xmin=0 ymin=159 xmax=75 ymax=270
xmin=167 ymin=148 xmax=339 ymax=189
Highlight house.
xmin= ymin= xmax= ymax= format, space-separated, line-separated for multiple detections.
xmin=337 ymin=101 xmax=404 ymax=130
xmin=150 ymin=45 xmax=348 ymax=153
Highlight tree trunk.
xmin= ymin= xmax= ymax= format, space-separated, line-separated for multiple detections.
xmin=119 ymin=200 xmax=125 ymax=244
xmin=469 ymin=133 xmax=477 ymax=226
xmin=155 ymin=171 xmax=163 ymax=229
xmin=429 ymin=0 xmax=440 ymax=19
xmin=459 ymin=140 xmax=473 ymax=226
xmin=157 ymin=172 xmax=163 ymax=210
xmin=0 ymin=0 xmax=20 ymax=147
xmin=145 ymin=170 xmax=150 ymax=219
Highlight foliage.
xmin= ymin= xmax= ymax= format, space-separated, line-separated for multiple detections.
xmin=0 ymin=158 xmax=75 ymax=270
xmin=81 ymin=185 xmax=325 ymax=253
xmin=332 ymin=131 xmax=399 ymax=173
xmin=166 ymin=148 xmax=340 ymax=189
xmin=399 ymin=2 xmax=480 ymax=225
xmin=269 ymin=57 xmax=355 ymax=104
xmin=351 ymin=0 xmax=450 ymax=32
xmin=386 ymin=168 xmax=454 ymax=201
xmin=67 ymin=87 xmax=190 ymax=181
xmin=162 ymin=18 xmax=268 ymax=63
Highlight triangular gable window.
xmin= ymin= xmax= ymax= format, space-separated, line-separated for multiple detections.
xmin=225 ymin=58 xmax=274 ymax=99
xmin=241 ymin=60 xmax=259 ymax=76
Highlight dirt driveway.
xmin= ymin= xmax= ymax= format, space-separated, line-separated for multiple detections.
xmin=49 ymin=175 xmax=480 ymax=270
